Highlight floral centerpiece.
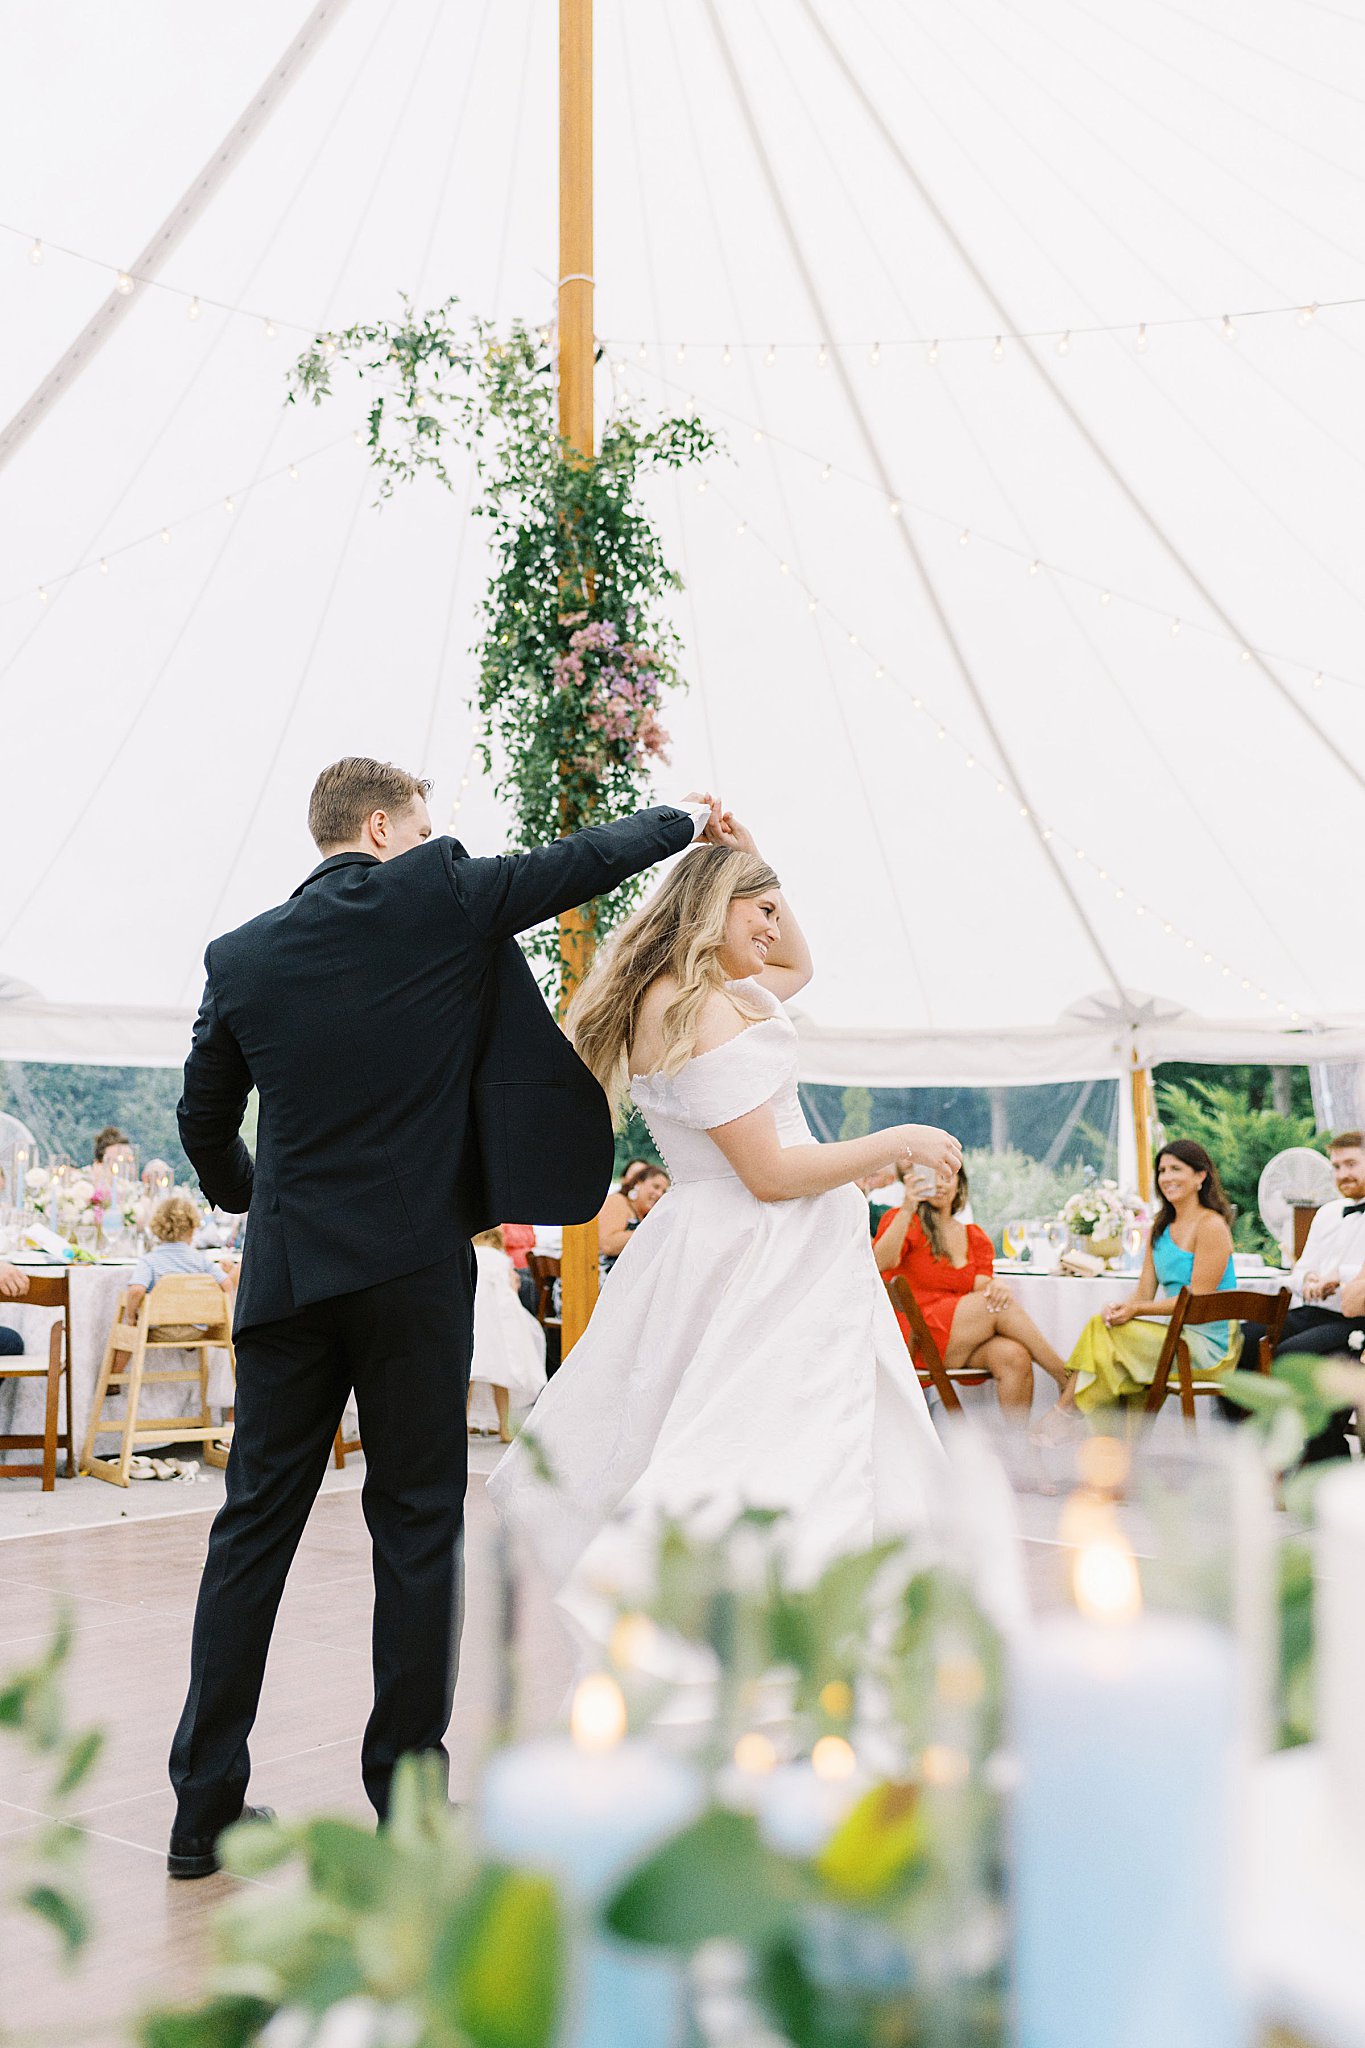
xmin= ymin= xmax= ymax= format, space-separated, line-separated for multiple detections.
xmin=1060 ymin=1179 xmax=1138 ymax=1264
xmin=24 ymin=1167 xmax=102 ymax=1247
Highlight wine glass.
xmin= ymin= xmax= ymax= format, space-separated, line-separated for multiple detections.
xmin=1001 ymin=1218 xmax=1027 ymax=1261
xmin=1122 ymin=1219 xmax=1146 ymax=1270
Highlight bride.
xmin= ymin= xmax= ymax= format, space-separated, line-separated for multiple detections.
xmin=488 ymin=811 xmax=961 ymax=1628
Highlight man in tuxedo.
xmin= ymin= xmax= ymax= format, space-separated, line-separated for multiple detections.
xmin=167 ymin=757 xmax=713 ymax=1874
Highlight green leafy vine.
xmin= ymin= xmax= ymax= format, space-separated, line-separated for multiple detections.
xmin=290 ymin=301 xmax=717 ymax=982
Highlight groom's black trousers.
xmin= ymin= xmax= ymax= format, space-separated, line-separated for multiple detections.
xmin=170 ymin=1249 xmax=475 ymax=1837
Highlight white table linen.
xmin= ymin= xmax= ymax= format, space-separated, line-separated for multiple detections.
xmin=0 ymin=1260 xmax=234 ymax=1467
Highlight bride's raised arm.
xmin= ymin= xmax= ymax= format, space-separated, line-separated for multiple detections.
xmin=708 ymin=808 xmax=813 ymax=1001
xmin=709 ymin=1106 xmax=960 ymax=1207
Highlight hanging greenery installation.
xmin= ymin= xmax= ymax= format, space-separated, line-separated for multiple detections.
xmin=291 ymin=301 xmax=716 ymax=979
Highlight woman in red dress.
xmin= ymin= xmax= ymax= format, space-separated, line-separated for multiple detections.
xmin=874 ymin=1167 xmax=1071 ymax=1417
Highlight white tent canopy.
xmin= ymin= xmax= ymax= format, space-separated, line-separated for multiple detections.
xmin=3 ymin=0 xmax=1363 ymax=1081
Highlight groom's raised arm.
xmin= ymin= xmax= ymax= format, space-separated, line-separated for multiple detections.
xmin=178 ymin=949 xmax=256 ymax=1214
xmin=446 ymin=803 xmax=704 ymax=943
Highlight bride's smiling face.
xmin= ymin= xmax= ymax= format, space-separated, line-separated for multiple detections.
xmin=718 ymin=891 xmax=781 ymax=980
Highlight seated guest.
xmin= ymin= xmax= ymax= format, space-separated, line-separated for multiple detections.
xmin=501 ymin=1223 xmax=539 ymax=1314
xmin=1052 ymin=1140 xmax=1240 ymax=1421
xmin=874 ymin=1166 xmax=1071 ymax=1416
xmin=0 ymin=1258 xmax=29 ymax=1356
xmin=597 ymin=1164 xmax=670 ymax=1276
xmin=121 ymin=1193 xmax=238 ymax=1327
xmin=467 ymin=1228 xmax=548 ymax=1444
xmin=90 ymin=1125 xmax=136 ymax=1190
xmin=1225 ymin=1130 xmax=1365 ymax=1462
xmin=616 ymin=1158 xmax=652 ymax=1194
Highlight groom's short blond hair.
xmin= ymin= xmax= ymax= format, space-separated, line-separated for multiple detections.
xmin=308 ymin=757 xmax=432 ymax=852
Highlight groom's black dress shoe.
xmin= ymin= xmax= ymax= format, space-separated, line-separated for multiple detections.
xmin=167 ymin=1803 xmax=276 ymax=1880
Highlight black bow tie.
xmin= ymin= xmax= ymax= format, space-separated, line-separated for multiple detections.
xmin=1344 ymin=1202 xmax=1365 ymax=1217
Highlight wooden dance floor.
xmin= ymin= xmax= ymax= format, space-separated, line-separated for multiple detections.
xmin=0 ymin=1469 xmax=572 ymax=2046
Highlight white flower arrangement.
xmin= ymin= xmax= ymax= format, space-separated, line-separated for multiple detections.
xmin=1061 ymin=1179 xmax=1137 ymax=1241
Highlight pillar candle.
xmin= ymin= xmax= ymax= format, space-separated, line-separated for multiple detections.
xmin=480 ymin=1677 xmax=701 ymax=2048
xmin=1011 ymin=1549 xmax=1248 ymax=2047
xmin=1315 ymin=1464 xmax=1365 ymax=1855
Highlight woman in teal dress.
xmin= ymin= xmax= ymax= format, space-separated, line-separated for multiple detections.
xmin=1048 ymin=1140 xmax=1242 ymax=1421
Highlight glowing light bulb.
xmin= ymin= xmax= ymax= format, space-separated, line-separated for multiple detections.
xmin=36 ymin=586 xmax=48 ymax=603
xmin=816 ymin=342 xmax=829 ymax=367
xmin=1170 ymin=617 xmax=1181 ymax=635
xmin=873 ymin=663 xmax=885 ymax=678
xmin=637 ymin=341 xmax=647 ymax=360
xmin=224 ymin=495 xmax=235 ymax=513
xmin=1099 ymin=590 xmax=1111 ymax=606
xmin=848 ymin=631 xmax=859 ymax=647
xmin=287 ymin=463 xmax=298 ymax=481
xmin=1298 ymin=302 xmax=1317 ymax=326
xmin=1136 ymin=322 xmax=1149 ymax=352
xmin=764 ymin=343 xmax=776 ymax=366
xmin=1221 ymin=314 xmax=1236 ymax=342
xmin=935 ymin=724 xmax=946 ymax=740
xmin=959 ymin=528 xmax=970 ymax=546
xmin=1312 ymin=671 xmax=1324 ymax=688
xmin=927 ymin=339 xmax=940 ymax=364
xmin=888 ymin=497 xmax=901 ymax=517
xmin=675 ymin=343 xmax=686 ymax=364
xmin=735 ymin=520 xmax=747 ymax=536
xmin=751 ymin=427 xmax=764 ymax=443
xmin=779 ymin=559 xmax=790 ymax=575
xmin=992 ymin=335 xmax=1004 ymax=361
xmin=868 ymin=341 xmax=881 ymax=365
xmin=115 ymin=271 xmax=134 ymax=295
xmin=721 ymin=343 xmax=732 ymax=365
xmin=29 ymin=239 xmax=42 ymax=265
xmin=807 ymin=597 xmax=817 ymax=612
xmin=99 ymin=557 xmax=109 ymax=574
xmin=921 ymin=1744 xmax=970 ymax=1789
xmin=1028 ymin=559 xmax=1041 ymax=576
xmin=819 ymin=463 xmax=832 ymax=482
xmin=321 ymin=336 xmax=337 ymax=357
xmin=964 ymin=754 xmax=975 ymax=769
xmin=353 ymin=428 xmax=365 ymax=446
xmin=1057 ymin=330 xmax=1071 ymax=356
xmin=263 ymin=318 xmax=277 ymax=339
xmin=159 ymin=527 xmax=170 ymax=543
xmin=187 ymin=296 xmax=201 ymax=321
xmin=1240 ymin=647 xmax=1252 ymax=662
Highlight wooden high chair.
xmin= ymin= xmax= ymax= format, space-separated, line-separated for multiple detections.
xmin=81 ymin=1275 xmax=236 ymax=1487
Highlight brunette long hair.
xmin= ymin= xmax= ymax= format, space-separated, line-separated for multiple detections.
xmin=919 ymin=1166 xmax=969 ymax=1262
xmin=1150 ymin=1139 xmax=1234 ymax=1242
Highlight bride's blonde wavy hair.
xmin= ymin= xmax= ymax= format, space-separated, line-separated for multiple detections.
xmin=568 ymin=845 xmax=780 ymax=1113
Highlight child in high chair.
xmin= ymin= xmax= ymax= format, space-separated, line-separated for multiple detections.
xmin=122 ymin=1192 xmax=239 ymax=1328
xmin=467 ymin=1226 xmax=547 ymax=1444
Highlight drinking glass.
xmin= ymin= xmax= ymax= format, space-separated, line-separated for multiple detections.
xmin=1001 ymin=1218 xmax=1027 ymax=1261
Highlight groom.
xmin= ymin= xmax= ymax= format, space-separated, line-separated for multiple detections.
xmin=168 ymin=756 xmax=712 ymax=1874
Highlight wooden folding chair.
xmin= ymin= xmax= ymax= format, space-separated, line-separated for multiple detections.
xmin=81 ymin=1275 xmax=236 ymax=1486
xmin=0 ymin=1273 xmax=74 ymax=1490
xmin=886 ymin=1275 xmax=990 ymax=1414
xmin=333 ymin=1416 xmax=362 ymax=1469
xmin=1142 ymin=1286 xmax=1291 ymax=1424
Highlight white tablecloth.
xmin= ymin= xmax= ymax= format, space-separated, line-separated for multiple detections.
xmin=938 ymin=1265 xmax=1293 ymax=1410
xmin=0 ymin=1260 xmax=234 ymax=1467
xmin=1005 ymin=1266 xmax=1290 ymax=1365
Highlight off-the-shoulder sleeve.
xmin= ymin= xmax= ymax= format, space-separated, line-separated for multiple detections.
xmin=631 ymin=1021 xmax=790 ymax=1131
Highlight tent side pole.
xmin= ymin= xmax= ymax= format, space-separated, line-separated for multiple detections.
xmin=1131 ymin=1058 xmax=1155 ymax=1204
xmin=557 ymin=0 xmax=600 ymax=1358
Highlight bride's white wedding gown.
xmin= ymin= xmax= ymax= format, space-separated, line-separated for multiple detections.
xmin=487 ymin=982 xmax=947 ymax=1635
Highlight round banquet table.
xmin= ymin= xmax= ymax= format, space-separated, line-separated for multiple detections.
xmin=0 ymin=1259 xmax=235 ymax=1469
xmin=951 ymin=1262 xmax=1293 ymax=1410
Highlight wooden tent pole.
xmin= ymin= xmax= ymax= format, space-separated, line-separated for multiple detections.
xmin=557 ymin=0 xmax=599 ymax=1356
xmin=1131 ymin=1058 xmax=1155 ymax=1204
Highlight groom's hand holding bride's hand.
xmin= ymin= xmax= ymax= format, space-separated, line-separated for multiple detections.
xmin=706 ymin=805 xmax=761 ymax=855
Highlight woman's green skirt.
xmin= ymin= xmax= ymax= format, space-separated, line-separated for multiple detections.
xmin=1068 ymin=1314 xmax=1242 ymax=1413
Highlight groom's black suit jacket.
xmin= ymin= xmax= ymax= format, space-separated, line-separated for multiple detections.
xmin=178 ymin=807 xmax=694 ymax=1332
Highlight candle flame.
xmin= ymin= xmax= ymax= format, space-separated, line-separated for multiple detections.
xmin=570 ymin=1672 xmax=627 ymax=1754
xmin=811 ymin=1735 xmax=857 ymax=1782
xmin=1073 ymin=1530 xmax=1142 ymax=1624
